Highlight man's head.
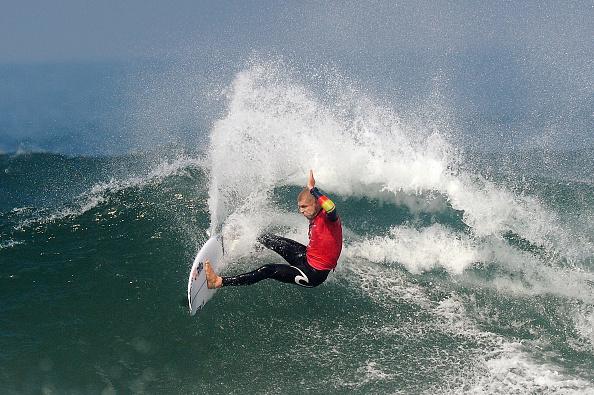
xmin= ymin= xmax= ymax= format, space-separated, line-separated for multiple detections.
xmin=297 ymin=187 xmax=320 ymax=220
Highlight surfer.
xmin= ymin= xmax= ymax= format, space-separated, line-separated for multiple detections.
xmin=205 ymin=170 xmax=342 ymax=288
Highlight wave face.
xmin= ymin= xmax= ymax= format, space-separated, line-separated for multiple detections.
xmin=1 ymin=63 xmax=593 ymax=393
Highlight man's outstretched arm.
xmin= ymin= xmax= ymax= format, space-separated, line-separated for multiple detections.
xmin=308 ymin=170 xmax=338 ymax=222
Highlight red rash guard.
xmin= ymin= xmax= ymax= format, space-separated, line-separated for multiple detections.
xmin=306 ymin=188 xmax=343 ymax=270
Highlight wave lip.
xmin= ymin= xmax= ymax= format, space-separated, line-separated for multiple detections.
xmin=13 ymin=155 xmax=205 ymax=231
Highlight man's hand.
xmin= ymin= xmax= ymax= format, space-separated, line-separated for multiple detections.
xmin=307 ymin=169 xmax=316 ymax=191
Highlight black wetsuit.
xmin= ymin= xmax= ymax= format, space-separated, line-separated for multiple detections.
xmin=221 ymin=234 xmax=330 ymax=288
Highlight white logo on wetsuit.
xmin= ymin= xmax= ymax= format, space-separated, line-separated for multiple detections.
xmin=293 ymin=267 xmax=313 ymax=287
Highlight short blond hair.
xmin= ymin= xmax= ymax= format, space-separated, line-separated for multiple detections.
xmin=297 ymin=187 xmax=315 ymax=203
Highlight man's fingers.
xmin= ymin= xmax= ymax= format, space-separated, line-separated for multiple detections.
xmin=308 ymin=169 xmax=315 ymax=189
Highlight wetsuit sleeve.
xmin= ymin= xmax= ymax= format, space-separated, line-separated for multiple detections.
xmin=310 ymin=187 xmax=338 ymax=222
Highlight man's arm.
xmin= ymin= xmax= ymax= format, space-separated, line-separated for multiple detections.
xmin=310 ymin=187 xmax=338 ymax=221
xmin=308 ymin=170 xmax=338 ymax=221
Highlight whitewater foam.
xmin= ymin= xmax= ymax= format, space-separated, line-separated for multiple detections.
xmin=433 ymin=295 xmax=592 ymax=393
xmin=571 ymin=305 xmax=594 ymax=353
xmin=463 ymin=341 xmax=593 ymax=394
xmin=339 ymin=261 xmax=593 ymax=393
xmin=345 ymin=224 xmax=481 ymax=275
xmin=343 ymin=224 xmax=594 ymax=303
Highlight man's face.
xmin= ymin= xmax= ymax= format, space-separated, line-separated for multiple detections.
xmin=298 ymin=197 xmax=320 ymax=220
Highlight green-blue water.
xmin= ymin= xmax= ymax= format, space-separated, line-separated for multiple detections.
xmin=1 ymin=148 xmax=593 ymax=394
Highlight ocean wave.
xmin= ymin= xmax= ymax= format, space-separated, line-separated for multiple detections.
xmin=208 ymin=61 xmax=594 ymax=272
xmin=14 ymin=155 xmax=205 ymax=230
xmin=342 ymin=223 xmax=594 ymax=303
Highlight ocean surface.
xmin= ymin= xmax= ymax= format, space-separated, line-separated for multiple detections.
xmin=1 ymin=64 xmax=594 ymax=394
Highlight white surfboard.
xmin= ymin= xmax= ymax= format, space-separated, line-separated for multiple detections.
xmin=187 ymin=235 xmax=224 ymax=316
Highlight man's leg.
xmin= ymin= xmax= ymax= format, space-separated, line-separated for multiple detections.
xmin=257 ymin=234 xmax=306 ymax=266
xmin=221 ymin=264 xmax=313 ymax=287
xmin=204 ymin=234 xmax=321 ymax=289
xmin=205 ymin=260 xmax=329 ymax=289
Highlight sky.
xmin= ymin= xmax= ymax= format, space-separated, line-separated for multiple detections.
xmin=2 ymin=1 xmax=592 ymax=63
xmin=1 ymin=1 xmax=593 ymax=153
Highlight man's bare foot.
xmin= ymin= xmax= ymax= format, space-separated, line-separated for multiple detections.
xmin=204 ymin=260 xmax=223 ymax=289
